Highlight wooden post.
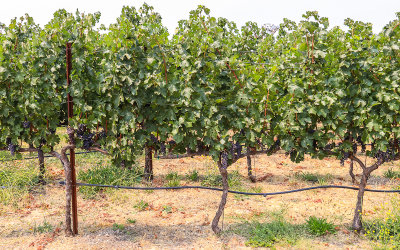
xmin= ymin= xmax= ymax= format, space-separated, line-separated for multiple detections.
xmin=66 ymin=42 xmax=78 ymax=235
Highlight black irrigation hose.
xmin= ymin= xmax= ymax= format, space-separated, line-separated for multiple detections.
xmin=0 ymin=151 xmax=99 ymax=162
xmin=56 ymin=181 xmax=400 ymax=196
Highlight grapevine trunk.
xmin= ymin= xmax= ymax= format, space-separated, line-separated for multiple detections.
xmin=38 ymin=149 xmax=46 ymax=185
xmin=211 ymin=152 xmax=229 ymax=234
xmin=144 ymin=146 xmax=153 ymax=181
xmin=247 ymin=147 xmax=256 ymax=183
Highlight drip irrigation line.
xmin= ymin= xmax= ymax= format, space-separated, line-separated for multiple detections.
xmin=56 ymin=181 xmax=400 ymax=196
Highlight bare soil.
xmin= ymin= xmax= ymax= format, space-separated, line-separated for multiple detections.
xmin=1 ymin=151 xmax=399 ymax=249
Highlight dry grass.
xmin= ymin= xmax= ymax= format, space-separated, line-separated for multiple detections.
xmin=1 ymin=148 xmax=400 ymax=249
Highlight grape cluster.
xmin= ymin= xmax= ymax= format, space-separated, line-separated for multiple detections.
xmin=76 ymin=124 xmax=94 ymax=150
xmin=6 ymin=138 xmax=17 ymax=155
xmin=76 ymin=124 xmax=87 ymax=137
xmin=361 ymin=143 xmax=366 ymax=153
xmin=82 ymin=133 xmax=94 ymax=150
xmin=234 ymin=141 xmax=242 ymax=156
xmin=160 ymin=142 xmax=166 ymax=154
xmin=98 ymin=130 xmax=106 ymax=139
xmin=340 ymin=152 xmax=350 ymax=166
xmin=196 ymin=140 xmax=207 ymax=153
xmin=229 ymin=141 xmax=242 ymax=159
xmin=356 ymin=136 xmax=366 ymax=153
xmin=22 ymin=119 xmax=31 ymax=129
xmin=307 ymin=128 xmax=316 ymax=134
xmin=150 ymin=134 xmax=158 ymax=144
xmin=269 ymin=139 xmax=281 ymax=153
xmin=40 ymin=138 xmax=47 ymax=145
xmin=313 ymin=140 xmax=318 ymax=150
xmin=324 ymin=143 xmax=335 ymax=150
xmin=352 ymin=143 xmax=357 ymax=154
xmin=374 ymin=149 xmax=396 ymax=162
xmin=8 ymin=143 xmax=17 ymax=155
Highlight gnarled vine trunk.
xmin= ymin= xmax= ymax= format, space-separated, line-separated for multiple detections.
xmin=247 ymin=147 xmax=256 ymax=183
xmin=352 ymin=171 xmax=368 ymax=231
xmin=349 ymin=159 xmax=357 ymax=184
xmin=51 ymin=145 xmax=74 ymax=236
xmin=350 ymin=155 xmax=382 ymax=232
xmin=49 ymin=127 xmax=76 ymax=236
xmin=211 ymin=151 xmax=229 ymax=234
xmin=38 ymin=149 xmax=46 ymax=184
xmin=144 ymin=146 xmax=153 ymax=181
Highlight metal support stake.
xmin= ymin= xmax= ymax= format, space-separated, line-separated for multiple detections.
xmin=66 ymin=42 xmax=78 ymax=235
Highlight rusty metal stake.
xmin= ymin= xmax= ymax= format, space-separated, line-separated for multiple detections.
xmin=66 ymin=42 xmax=78 ymax=235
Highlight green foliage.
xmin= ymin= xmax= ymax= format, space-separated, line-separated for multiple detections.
xmin=234 ymin=185 xmax=264 ymax=200
xmin=364 ymin=199 xmax=400 ymax=248
xmin=233 ymin=209 xmax=339 ymax=247
xmin=306 ymin=216 xmax=336 ymax=236
xmin=294 ymin=172 xmax=333 ymax=184
xmin=78 ymin=165 xmax=142 ymax=198
xmin=165 ymin=171 xmax=180 ymax=187
xmin=134 ymin=200 xmax=149 ymax=211
xmin=186 ymin=170 xmax=199 ymax=182
xmin=0 ymin=164 xmax=41 ymax=206
xmin=364 ymin=219 xmax=400 ymax=247
xmin=126 ymin=218 xmax=136 ymax=224
xmin=112 ymin=223 xmax=126 ymax=232
xmin=33 ymin=221 xmax=54 ymax=234
xmin=167 ymin=178 xmax=180 ymax=187
xmin=162 ymin=205 xmax=172 ymax=214
xmin=1 ymin=4 xmax=400 ymax=173
xmin=249 ymin=186 xmax=263 ymax=194
xmin=0 ymin=166 xmax=41 ymax=188
xmin=201 ymin=170 xmax=242 ymax=189
xmin=166 ymin=171 xmax=179 ymax=180
xmin=384 ymin=168 xmax=400 ymax=179
xmin=1 ymin=6 xmax=400 ymax=237
xmin=243 ymin=220 xmax=307 ymax=247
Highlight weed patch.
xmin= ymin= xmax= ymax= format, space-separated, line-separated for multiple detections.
xmin=33 ymin=221 xmax=54 ymax=234
xmin=294 ymin=172 xmax=333 ymax=185
xmin=78 ymin=165 xmax=142 ymax=198
xmin=233 ymin=219 xmax=307 ymax=248
xmin=165 ymin=171 xmax=180 ymax=187
xmin=186 ymin=170 xmax=199 ymax=182
xmin=306 ymin=216 xmax=336 ymax=236
xmin=384 ymin=168 xmax=400 ymax=179
xmin=134 ymin=200 xmax=149 ymax=211
xmin=202 ymin=170 xmax=242 ymax=189
xmin=364 ymin=199 xmax=400 ymax=248
xmin=162 ymin=205 xmax=173 ymax=214
xmin=126 ymin=218 xmax=136 ymax=224
xmin=166 ymin=172 xmax=179 ymax=180
xmin=112 ymin=223 xmax=126 ymax=232
xmin=0 ymin=165 xmax=41 ymax=206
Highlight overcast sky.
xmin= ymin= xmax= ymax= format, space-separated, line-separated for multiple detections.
xmin=1 ymin=0 xmax=399 ymax=33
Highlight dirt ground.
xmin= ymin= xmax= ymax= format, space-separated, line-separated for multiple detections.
xmin=1 ymin=151 xmax=399 ymax=249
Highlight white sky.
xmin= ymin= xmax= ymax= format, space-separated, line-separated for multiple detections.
xmin=1 ymin=0 xmax=399 ymax=33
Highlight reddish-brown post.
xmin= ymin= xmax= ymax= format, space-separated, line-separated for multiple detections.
xmin=66 ymin=42 xmax=78 ymax=235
